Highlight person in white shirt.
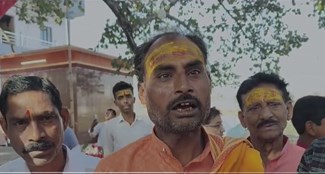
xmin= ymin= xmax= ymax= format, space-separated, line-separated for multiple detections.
xmin=0 ymin=76 xmax=99 ymax=173
xmin=88 ymin=108 xmax=117 ymax=142
xmin=99 ymin=81 xmax=152 ymax=156
xmin=62 ymin=107 xmax=79 ymax=149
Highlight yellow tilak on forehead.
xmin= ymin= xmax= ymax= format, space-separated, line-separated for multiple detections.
xmin=115 ymin=89 xmax=133 ymax=98
xmin=144 ymin=40 xmax=204 ymax=79
xmin=244 ymin=87 xmax=283 ymax=107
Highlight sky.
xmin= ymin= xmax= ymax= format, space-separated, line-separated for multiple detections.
xmin=69 ymin=0 xmax=325 ymax=133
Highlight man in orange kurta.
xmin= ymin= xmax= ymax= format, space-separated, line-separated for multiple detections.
xmin=95 ymin=32 xmax=264 ymax=173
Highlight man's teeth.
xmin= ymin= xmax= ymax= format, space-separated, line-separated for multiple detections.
xmin=177 ymin=106 xmax=193 ymax=112
xmin=180 ymin=102 xmax=191 ymax=106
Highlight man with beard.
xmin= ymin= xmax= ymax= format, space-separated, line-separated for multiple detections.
xmin=95 ymin=31 xmax=264 ymax=172
xmin=99 ymin=81 xmax=152 ymax=156
xmin=236 ymin=72 xmax=305 ymax=172
xmin=0 ymin=76 xmax=99 ymax=173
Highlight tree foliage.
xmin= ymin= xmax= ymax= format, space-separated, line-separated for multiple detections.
xmin=12 ymin=0 xmax=324 ymax=86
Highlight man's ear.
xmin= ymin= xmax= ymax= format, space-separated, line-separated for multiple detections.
xmin=0 ymin=117 xmax=8 ymax=135
xmin=60 ymin=108 xmax=69 ymax=130
xmin=238 ymin=111 xmax=247 ymax=128
xmin=305 ymin=121 xmax=317 ymax=137
xmin=286 ymin=101 xmax=293 ymax=120
xmin=138 ymin=82 xmax=147 ymax=105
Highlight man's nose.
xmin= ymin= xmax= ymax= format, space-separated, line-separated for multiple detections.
xmin=259 ymin=105 xmax=273 ymax=120
xmin=28 ymin=121 xmax=45 ymax=141
xmin=174 ymin=73 xmax=193 ymax=94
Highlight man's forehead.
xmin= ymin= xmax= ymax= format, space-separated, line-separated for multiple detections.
xmin=115 ymin=89 xmax=133 ymax=97
xmin=7 ymin=91 xmax=57 ymax=117
xmin=243 ymin=86 xmax=283 ymax=107
xmin=147 ymin=36 xmax=194 ymax=55
xmin=143 ymin=35 xmax=205 ymax=80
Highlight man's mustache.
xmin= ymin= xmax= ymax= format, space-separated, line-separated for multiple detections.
xmin=167 ymin=93 xmax=201 ymax=110
xmin=257 ymin=119 xmax=278 ymax=129
xmin=22 ymin=141 xmax=54 ymax=154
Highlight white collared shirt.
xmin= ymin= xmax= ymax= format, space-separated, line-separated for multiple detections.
xmin=0 ymin=145 xmax=99 ymax=173
xmin=98 ymin=114 xmax=153 ymax=156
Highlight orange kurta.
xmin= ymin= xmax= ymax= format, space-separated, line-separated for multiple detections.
xmin=95 ymin=130 xmax=264 ymax=173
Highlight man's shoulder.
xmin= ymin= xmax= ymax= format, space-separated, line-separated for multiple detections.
xmin=96 ymin=135 xmax=152 ymax=170
xmin=286 ymin=139 xmax=305 ymax=154
xmin=210 ymin=135 xmax=254 ymax=149
xmin=135 ymin=116 xmax=154 ymax=129
xmin=106 ymin=116 xmax=121 ymax=125
xmin=0 ymin=157 xmax=26 ymax=172
xmin=312 ymin=137 xmax=325 ymax=147
xmin=106 ymin=134 xmax=151 ymax=159
xmin=70 ymin=148 xmax=100 ymax=162
xmin=66 ymin=149 xmax=100 ymax=172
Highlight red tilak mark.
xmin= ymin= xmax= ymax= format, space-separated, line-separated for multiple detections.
xmin=25 ymin=109 xmax=31 ymax=117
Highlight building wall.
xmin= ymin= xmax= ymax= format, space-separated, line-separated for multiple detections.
xmin=75 ymin=66 xmax=133 ymax=143
xmin=2 ymin=8 xmax=66 ymax=53
xmin=0 ymin=65 xmax=132 ymax=144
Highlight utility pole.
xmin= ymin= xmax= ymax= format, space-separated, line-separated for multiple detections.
xmin=66 ymin=0 xmax=76 ymax=131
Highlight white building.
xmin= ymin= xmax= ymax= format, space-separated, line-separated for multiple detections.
xmin=0 ymin=6 xmax=67 ymax=55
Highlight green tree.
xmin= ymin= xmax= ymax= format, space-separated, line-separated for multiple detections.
xmin=13 ymin=0 xmax=323 ymax=86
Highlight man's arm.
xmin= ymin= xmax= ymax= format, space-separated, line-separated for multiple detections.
xmin=88 ymin=123 xmax=101 ymax=138
xmin=64 ymin=127 xmax=79 ymax=149
xmin=89 ymin=118 xmax=98 ymax=133
xmin=98 ymin=123 xmax=114 ymax=156
xmin=297 ymin=144 xmax=313 ymax=172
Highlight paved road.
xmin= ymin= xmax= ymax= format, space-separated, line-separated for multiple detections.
xmin=0 ymin=146 xmax=19 ymax=166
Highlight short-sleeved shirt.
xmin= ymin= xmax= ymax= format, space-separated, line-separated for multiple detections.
xmin=0 ymin=145 xmax=99 ymax=173
xmin=265 ymin=136 xmax=305 ymax=172
xmin=98 ymin=114 xmax=152 ymax=156
xmin=95 ymin=130 xmax=216 ymax=172
xmin=95 ymin=129 xmax=264 ymax=173
xmin=298 ymin=137 xmax=325 ymax=172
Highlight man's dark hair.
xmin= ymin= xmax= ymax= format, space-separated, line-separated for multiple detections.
xmin=292 ymin=95 xmax=325 ymax=135
xmin=236 ymin=72 xmax=291 ymax=110
xmin=203 ymin=107 xmax=221 ymax=125
xmin=134 ymin=31 xmax=208 ymax=83
xmin=112 ymin=81 xmax=133 ymax=99
xmin=107 ymin=108 xmax=117 ymax=117
xmin=0 ymin=75 xmax=62 ymax=120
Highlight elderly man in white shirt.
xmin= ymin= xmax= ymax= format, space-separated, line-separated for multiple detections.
xmin=99 ymin=81 xmax=152 ymax=156
xmin=0 ymin=76 xmax=99 ymax=173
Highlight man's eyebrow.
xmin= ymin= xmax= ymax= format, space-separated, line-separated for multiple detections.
xmin=38 ymin=111 xmax=57 ymax=116
xmin=25 ymin=111 xmax=57 ymax=118
xmin=185 ymin=60 xmax=204 ymax=69
xmin=8 ymin=117 xmax=28 ymax=122
xmin=153 ymin=64 xmax=175 ymax=73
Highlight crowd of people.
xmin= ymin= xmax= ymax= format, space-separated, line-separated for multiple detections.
xmin=0 ymin=31 xmax=325 ymax=173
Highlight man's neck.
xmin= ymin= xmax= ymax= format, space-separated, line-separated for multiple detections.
xmin=121 ymin=112 xmax=135 ymax=125
xmin=297 ymin=135 xmax=314 ymax=148
xmin=250 ymin=134 xmax=285 ymax=165
xmin=155 ymin=127 xmax=205 ymax=166
xmin=28 ymin=146 xmax=66 ymax=174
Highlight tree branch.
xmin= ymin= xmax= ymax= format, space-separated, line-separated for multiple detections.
xmin=166 ymin=13 xmax=197 ymax=34
xmin=165 ymin=0 xmax=180 ymax=12
xmin=102 ymin=0 xmax=137 ymax=52
xmin=217 ymin=0 xmax=249 ymax=39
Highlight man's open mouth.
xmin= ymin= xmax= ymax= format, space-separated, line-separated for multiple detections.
xmin=172 ymin=99 xmax=198 ymax=112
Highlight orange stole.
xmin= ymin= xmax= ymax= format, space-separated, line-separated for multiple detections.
xmin=209 ymin=135 xmax=264 ymax=173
